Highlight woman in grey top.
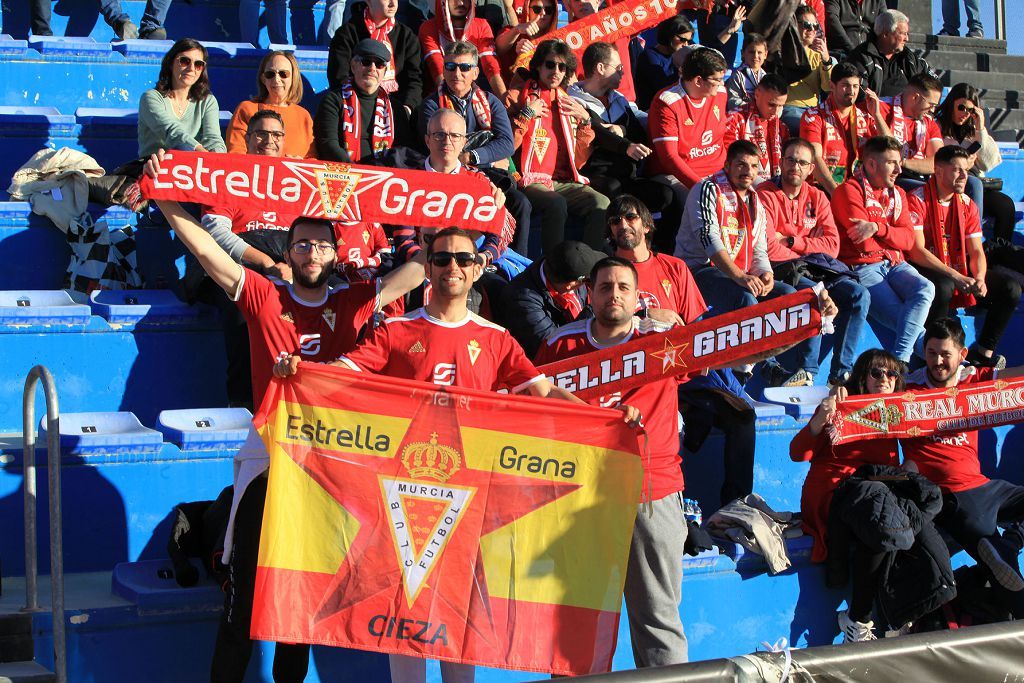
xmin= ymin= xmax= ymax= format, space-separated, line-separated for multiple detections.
xmin=137 ymin=38 xmax=226 ymax=157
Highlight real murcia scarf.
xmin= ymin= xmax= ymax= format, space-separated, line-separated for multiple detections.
xmin=828 ymin=377 xmax=1024 ymax=444
xmin=364 ymin=9 xmax=398 ymax=93
xmin=518 ymin=82 xmax=586 ymax=189
xmin=340 ymin=79 xmax=394 ymax=162
xmin=921 ymin=177 xmax=975 ymax=307
xmin=438 ymin=83 xmax=492 ymax=131
xmin=713 ymin=169 xmax=757 ymax=272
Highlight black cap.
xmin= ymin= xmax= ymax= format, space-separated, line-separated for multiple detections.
xmin=352 ymin=38 xmax=392 ymax=63
xmin=546 ymin=241 xmax=605 ymax=284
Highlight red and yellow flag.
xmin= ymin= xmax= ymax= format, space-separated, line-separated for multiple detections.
xmin=251 ymin=364 xmax=644 ymax=676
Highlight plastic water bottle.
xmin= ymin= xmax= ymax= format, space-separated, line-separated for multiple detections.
xmin=683 ymin=498 xmax=703 ymax=526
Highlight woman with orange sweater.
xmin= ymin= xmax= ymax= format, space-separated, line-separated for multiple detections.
xmin=790 ymin=349 xmax=903 ymax=642
xmin=226 ymin=51 xmax=314 ymax=158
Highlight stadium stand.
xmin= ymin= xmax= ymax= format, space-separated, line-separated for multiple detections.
xmin=1 ymin=0 xmax=1024 ymax=681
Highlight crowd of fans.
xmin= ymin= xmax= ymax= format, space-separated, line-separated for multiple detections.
xmin=32 ymin=0 xmax=1024 ymax=676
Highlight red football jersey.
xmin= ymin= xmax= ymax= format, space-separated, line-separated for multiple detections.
xmin=204 ymin=206 xmax=298 ymax=234
xmin=632 ymin=252 xmax=707 ymax=324
xmin=339 ymin=308 xmax=544 ymax=392
xmin=880 ymin=100 xmax=943 ymax=161
xmin=647 ymin=83 xmax=729 ymax=186
xmin=536 ymin=318 xmax=683 ymax=501
xmin=799 ymin=98 xmax=878 ymax=185
xmin=234 ymin=269 xmax=379 ymax=408
xmin=901 ymin=366 xmax=994 ymax=493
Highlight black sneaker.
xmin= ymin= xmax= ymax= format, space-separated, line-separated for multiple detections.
xmin=114 ymin=18 xmax=139 ymax=40
xmin=141 ymin=27 xmax=167 ymax=40
xmin=967 ymin=347 xmax=1006 ymax=370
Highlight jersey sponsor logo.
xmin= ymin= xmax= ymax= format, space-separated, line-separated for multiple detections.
xmin=929 ymin=432 xmax=970 ymax=447
xmin=597 ymin=392 xmax=622 ymax=408
xmin=700 ymin=130 xmax=714 ymax=146
xmin=264 ymin=211 xmax=277 ymax=222
xmin=409 ymin=340 xmax=426 ymax=353
xmin=323 ymin=308 xmax=336 ymax=331
xmin=432 ymin=363 xmax=457 ymax=386
xmin=299 ymin=333 xmax=322 ymax=355
xmin=689 ymin=142 xmax=722 ymax=159
xmin=466 ymin=340 xmax=481 ymax=365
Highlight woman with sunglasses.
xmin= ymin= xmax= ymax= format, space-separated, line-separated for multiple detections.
xmin=780 ymin=4 xmax=835 ymax=136
xmin=494 ymin=0 xmax=557 ymax=83
xmin=791 ymin=349 xmax=904 ymax=642
xmin=138 ymin=38 xmax=226 ymax=158
xmin=935 ymin=83 xmax=1017 ymax=245
xmin=225 ymin=51 xmax=314 ymax=158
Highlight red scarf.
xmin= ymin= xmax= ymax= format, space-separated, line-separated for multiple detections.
xmin=437 ymin=0 xmax=474 ymax=49
xmin=735 ymin=103 xmax=784 ymax=182
xmin=340 ymin=79 xmax=394 ymax=162
xmin=713 ymin=170 xmax=756 ymax=273
xmin=854 ymin=165 xmax=904 ymax=264
xmin=887 ymin=95 xmax=929 ymax=160
xmin=922 ymin=178 xmax=975 ymax=307
xmin=438 ymin=83 xmax=492 ymax=130
xmin=517 ymin=82 xmax=586 ymax=189
xmin=542 ymin=264 xmax=584 ymax=319
xmin=363 ymin=9 xmax=398 ymax=93
xmin=819 ymin=95 xmax=865 ymax=182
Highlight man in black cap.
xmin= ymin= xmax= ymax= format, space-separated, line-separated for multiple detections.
xmin=314 ymin=38 xmax=413 ymax=164
xmin=499 ymin=240 xmax=605 ymax=358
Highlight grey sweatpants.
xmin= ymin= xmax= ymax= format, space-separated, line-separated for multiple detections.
xmin=623 ymin=491 xmax=689 ymax=667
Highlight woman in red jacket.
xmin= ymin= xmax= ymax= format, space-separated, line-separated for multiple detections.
xmin=791 ymin=348 xmax=904 ymax=642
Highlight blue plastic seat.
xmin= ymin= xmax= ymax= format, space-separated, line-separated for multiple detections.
xmin=111 ymin=559 xmax=222 ymax=610
xmin=39 ymin=410 xmax=164 ymax=455
xmin=89 ymin=289 xmax=202 ymax=326
xmin=0 ymin=290 xmax=91 ymax=326
xmin=156 ymin=408 xmax=252 ymax=450
xmin=27 ymin=36 xmax=118 ymax=59
xmin=761 ymin=386 xmax=830 ymax=420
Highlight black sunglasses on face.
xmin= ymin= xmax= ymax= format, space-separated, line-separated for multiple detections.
xmin=957 ymin=103 xmax=977 ymax=114
xmin=429 ymin=251 xmax=477 ymax=268
xmin=357 ymin=56 xmax=387 ymax=69
xmin=444 ymin=61 xmax=477 ymax=72
xmin=530 ymin=4 xmax=554 ymax=14
xmin=610 ymin=212 xmax=640 ymax=224
xmin=263 ymin=69 xmax=291 ymax=79
xmin=543 ymin=60 xmax=568 ymax=73
xmin=869 ymin=367 xmax=900 ymax=380
xmin=799 ymin=21 xmax=819 ymax=31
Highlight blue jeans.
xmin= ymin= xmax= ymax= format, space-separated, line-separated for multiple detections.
xmin=853 ymin=260 xmax=934 ymax=362
xmin=797 ymin=275 xmax=870 ymax=382
xmin=99 ymin=0 xmax=170 ymax=35
xmin=240 ymin=0 xmax=318 ymax=46
xmin=780 ymin=105 xmax=806 ymax=139
xmin=694 ymin=266 xmax=820 ymax=374
xmin=318 ymin=0 xmax=348 ymax=44
xmin=941 ymin=0 xmax=983 ymax=33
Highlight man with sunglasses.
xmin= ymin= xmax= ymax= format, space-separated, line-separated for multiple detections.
xmin=328 ymin=0 xmax=423 ymax=115
xmin=635 ymin=16 xmax=695 ymax=112
xmin=419 ymin=0 xmax=507 ymax=97
xmin=315 ymin=38 xmax=414 ymax=164
xmin=143 ymin=147 xmax=428 ymax=682
xmin=758 ymin=137 xmax=869 ymax=387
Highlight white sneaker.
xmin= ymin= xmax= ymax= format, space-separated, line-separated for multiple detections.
xmin=838 ymin=609 xmax=877 ymax=643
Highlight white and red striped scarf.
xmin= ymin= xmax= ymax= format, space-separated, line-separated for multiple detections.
xmin=437 ymin=0 xmax=475 ymax=49
xmin=887 ymin=95 xmax=929 ymax=160
xmin=363 ymin=9 xmax=398 ymax=93
xmin=517 ymin=81 xmax=587 ymax=190
xmin=340 ymin=79 xmax=394 ymax=162
xmin=854 ymin=165 xmax=905 ymax=263
xmin=734 ymin=103 xmax=784 ymax=182
xmin=437 ymin=82 xmax=493 ymax=130
xmin=713 ymin=169 xmax=756 ymax=273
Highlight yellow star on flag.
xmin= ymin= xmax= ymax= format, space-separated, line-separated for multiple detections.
xmin=649 ymin=338 xmax=690 ymax=374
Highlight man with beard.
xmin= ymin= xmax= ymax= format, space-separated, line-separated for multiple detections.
xmin=833 ymin=135 xmax=934 ymax=366
xmin=275 ymin=227 xmax=590 ymax=683
xmin=142 ymin=150 xmax=427 ymax=682
xmin=903 ymin=317 xmax=1024 ymax=612
xmin=677 ymin=140 xmax=821 ymax=386
xmin=758 ymin=137 xmax=869 ymax=386
xmin=724 ymin=74 xmax=791 ymax=185
xmin=419 ymin=0 xmax=507 ymax=97
xmin=315 ymin=38 xmax=413 ymax=164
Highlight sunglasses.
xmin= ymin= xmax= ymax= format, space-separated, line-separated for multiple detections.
xmin=544 ymin=60 xmax=568 ymax=73
xmin=868 ymin=367 xmax=901 ymax=380
xmin=799 ymin=21 xmax=819 ymax=31
xmin=357 ymin=56 xmax=388 ymax=70
xmin=290 ymin=240 xmax=336 ymax=255
xmin=609 ymin=212 xmax=640 ymax=224
xmin=177 ymin=55 xmax=206 ymax=71
xmin=444 ymin=61 xmax=477 ymax=73
xmin=429 ymin=251 xmax=477 ymax=268
xmin=956 ymin=103 xmax=977 ymax=114
xmin=675 ymin=34 xmax=694 ymax=45
xmin=530 ymin=4 xmax=554 ymax=14
xmin=263 ymin=69 xmax=291 ymax=80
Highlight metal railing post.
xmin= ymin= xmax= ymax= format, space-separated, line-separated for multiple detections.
xmin=994 ymin=0 xmax=1006 ymax=41
xmin=21 ymin=366 xmax=66 ymax=683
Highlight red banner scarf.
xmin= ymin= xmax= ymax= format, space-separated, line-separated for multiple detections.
xmin=820 ymin=95 xmax=862 ymax=181
xmin=713 ymin=169 xmax=756 ymax=273
xmin=827 ymin=376 xmax=1024 ymax=444
xmin=537 ymin=289 xmax=824 ymax=400
xmin=922 ymin=178 xmax=975 ymax=307
xmin=139 ymin=151 xmax=507 ymax=234
xmin=438 ymin=82 xmax=492 ymax=130
xmin=887 ymin=95 xmax=928 ymax=160
xmin=251 ymin=365 xmax=643 ymax=675
xmin=339 ymin=79 xmax=393 ymax=162
xmin=364 ymin=9 xmax=398 ymax=93
xmin=735 ymin=103 xmax=784 ymax=182
xmin=854 ymin=165 xmax=904 ymax=263
xmin=518 ymin=82 xmax=586 ymax=189
xmin=512 ymin=0 xmax=710 ymax=70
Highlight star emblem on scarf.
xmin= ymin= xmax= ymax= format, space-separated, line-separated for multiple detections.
xmin=649 ymin=338 xmax=689 ymax=374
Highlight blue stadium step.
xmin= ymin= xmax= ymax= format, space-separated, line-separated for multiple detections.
xmin=156 ymin=407 xmax=251 ymax=450
xmin=762 ymin=386 xmax=831 ymax=420
xmin=0 ymin=289 xmax=90 ymax=327
xmin=38 ymin=410 xmax=164 ymax=456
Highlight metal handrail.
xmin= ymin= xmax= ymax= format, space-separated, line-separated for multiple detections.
xmin=21 ymin=365 xmax=66 ymax=683
xmin=994 ymin=0 xmax=1006 ymax=42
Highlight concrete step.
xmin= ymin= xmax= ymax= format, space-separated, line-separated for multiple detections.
xmin=908 ymin=32 xmax=1007 ymax=54
xmin=987 ymin=108 xmax=1024 ymax=134
xmin=989 ymin=54 xmax=1024 ymax=73
xmin=936 ymin=69 xmax=1024 ymax=93
xmin=977 ymin=89 xmax=1021 ymax=110
xmin=919 ymin=50 xmax=982 ymax=71
xmin=0 ymin=662 xmax=55 ymax=683
xmin=0 ymin=617 xmax=29 ymax=640
xmin=0 ymin=635 xmax=32 ymax=665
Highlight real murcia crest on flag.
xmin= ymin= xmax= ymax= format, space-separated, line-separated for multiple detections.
xmin=322 ymin=308 xmax=336 ymax=331
xmin=315 ymin=163 xmax=361 ymax=219
xmin=532 ymin=128 xmax=551 ymax=163
xmin=846 ymin=399 xmax=902 ymax=433
xmin=383 ymin=432 xmax=474 ymax=604
xmin=467 ymin=339 xmax=481 ymax=365
xmin=408 ymin=340 xmax=426 ymax=353
xmin=661 ymin=279 xmax=672 ymax=298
